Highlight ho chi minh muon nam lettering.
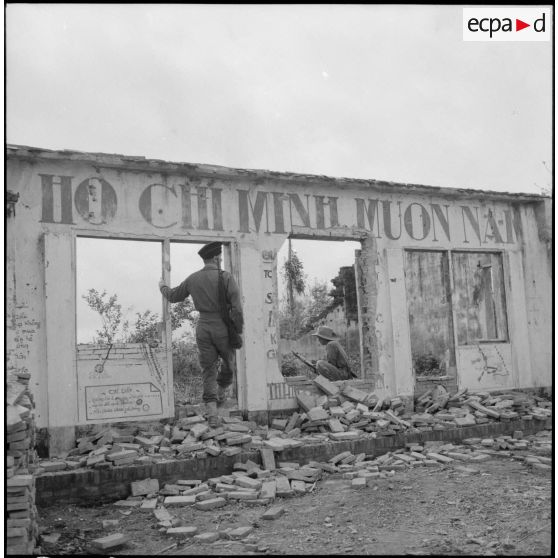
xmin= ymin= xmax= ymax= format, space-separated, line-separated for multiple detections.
xmin=39 ymin=173 xmax=518 ymax=245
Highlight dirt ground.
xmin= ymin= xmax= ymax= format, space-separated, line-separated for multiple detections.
xmin=37 ymin=454 xmax=551 ymax=556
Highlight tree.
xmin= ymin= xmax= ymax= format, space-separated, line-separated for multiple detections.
xmin=82 ymin=289 xmax=123 ymax=344
xmin=82 ymin=288 xmax=197 ymax=344
xmin=329 ymin=266 xmax=358 ymax=321
xmin=283 ymin=240 xmax=305 ymax=313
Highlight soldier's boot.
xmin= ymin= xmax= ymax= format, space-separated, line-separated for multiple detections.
xmin=206 ymin=401 xmax=219 ymax=429
xmin=217 ymin=385 xmax=228 ymax=407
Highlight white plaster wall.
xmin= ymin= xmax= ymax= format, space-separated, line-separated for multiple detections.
xmin=6 ymin=149 xmax=552 ymax=437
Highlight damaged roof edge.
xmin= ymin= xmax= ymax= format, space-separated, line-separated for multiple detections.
xmin=6 ymin=144 xmax=549 ymax=203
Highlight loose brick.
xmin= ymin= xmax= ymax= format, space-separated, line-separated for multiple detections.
xmin=167 ymin=526 xmax=198 ymax=538
xmin=329 ymin=451 xmax=352 ymax=465
xmin=275 ymin=475 xmax=293 ymax=497
xmin=227 ymin=491 xmax=260 ymax=500
xmin=229 ymin=526 xmax=254 ymax=540
xmin=291 ymin=480 xmax=307 ymax=494
xmin=262 ymin=505 xmax=285 ymax=520
xmin=90 ymin=534 xmax=129 ymax=550
xmin=194 ymin=532 xmax=220 ymax=544
xmin=260 ymin=448 xmax=276 ymax=471
xmin=313 ymin=375 xmax=340 ymax=397
xmin=260 ymin=480 xmax=277 ymax=500
xmin=351 ymin=477 xmax=367 ymax=489
xmin=235 ymin=476 xmax=262 ymax=490
xmin=195 ymin=498 xmax=227 ymax=510
xmin=164 ymin=495 xmax=196 ymax=507
xmin=427 ymin=453 xmax=454 ymax=463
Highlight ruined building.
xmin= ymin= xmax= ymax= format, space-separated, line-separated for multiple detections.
xmin=6 ymin=145 xmax=552 ymax=456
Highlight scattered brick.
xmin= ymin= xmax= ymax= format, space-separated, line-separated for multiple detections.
xmin=90 ymin=533 xmax=129 ymax=550
xmin=195 ymin=497 xmax=227 ymax=510
xmin=167 ymin=526 xmax=198 ymax=538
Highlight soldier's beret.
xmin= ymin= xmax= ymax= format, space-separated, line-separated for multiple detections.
xmin=198 ymin=241 xmax=222 ymax=259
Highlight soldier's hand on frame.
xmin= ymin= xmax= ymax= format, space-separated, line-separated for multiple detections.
xmin=158 ymin=278 xmax=166 ymax=290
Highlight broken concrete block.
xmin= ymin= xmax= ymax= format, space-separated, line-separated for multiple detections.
xmin=427 ymin=453 xmax=454 ymax=463
xmin=153 ymin=507 xmax=173 ymax=522
xmin=290 ymin=480 xmax=307 ymax=494
xmin=260 ymin=480 xmax=277 ymax=500
xmin=351 ymin=477 xmax=367 ymax=489
xmin=263 ymin=438 xmax=290 ymax=452
xmin=260 ymin=448 xmax=276 ymax=471
xmin=329 ymin=451 xmax=352 ymax=465
xmin=131 ymin=478 xmax=159 ymax=497
xmin=453 ymin=414 xmax=477 ymax=427
xmin=167 ymin=526 xmax=198 ymax=538
xmin=101 ymin=520 xmax=120 ymax=530
xmin=195 ymin=497 xmax=226 ymax=510
xmin=226 ymin=434 xmax=252 ymax=445
xmin=222 ymin=447 xmax=242 ymax=457
xmin=262 ymin=505 xmax=285 ymax=520
xmin=181 ymin=483 xmax=209 ymax=496
xmin=190 ymin=423 xmax=210 ymax=439
xmin=271 ymin=418 xmax=288 ymax=431
xmin=194 ymin=532 xmax=220 ymax=544
xmin=227 ymin=491 xmax=260 ymax=500
xmin=275 ymin=475 xmax=293 ymax=497
xmin=139 ymin=499 xmax=158 ymax=512
xmin=90 ymin=533 xmax=129 ymax=550
xmin=341 ymin=385 xmax=368 ymax=403
xmin=229 ymin=526 xmax=254 ymax=540
xmin=313 ymin=375 xmax=340 ymax=397
xmin=39 ymin=461 xmax=68 ymax=472
xmin=163 ymin=495 xmax=197 ymax=507
xmin=296 ymin=391 xmax=317 ymax=412
xmin=307 ymin=407 xmax=329 ymax=421
xmin=235 ymin=476 xmax=262 ymax=490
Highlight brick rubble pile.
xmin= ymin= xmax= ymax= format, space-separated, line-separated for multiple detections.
xmin=6 ymin=373 xmax=40 ymax=554
xmin=78 ymin=428 xmax=551 ymax=553
xmin=36 ymin=378 xmax=552 ymax=474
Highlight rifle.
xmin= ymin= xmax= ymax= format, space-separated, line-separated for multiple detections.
xmin=292 ymin=351 xmax=317 ymax=373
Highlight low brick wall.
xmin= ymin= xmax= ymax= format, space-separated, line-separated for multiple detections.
xmin=36 ymin=417 xmax=551 ymax=508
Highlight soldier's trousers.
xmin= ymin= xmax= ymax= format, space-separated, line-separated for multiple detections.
xmin=316 ymin=360 xmax=351 ymax=381
xmin=195 ymin=318 xmax=235 ymax=403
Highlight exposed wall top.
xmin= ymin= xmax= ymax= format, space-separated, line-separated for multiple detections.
xmin=7 ymin=144 xmax=548 ymax=204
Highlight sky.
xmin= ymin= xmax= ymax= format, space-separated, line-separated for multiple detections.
xmin=6 ymin=4 xmax=553 ymax=341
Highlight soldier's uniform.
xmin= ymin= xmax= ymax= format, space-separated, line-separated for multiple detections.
xmin=160 ymin=242 xmax=242 ymax=405
xmin=311 ymin=326 xmax=357 ymax=381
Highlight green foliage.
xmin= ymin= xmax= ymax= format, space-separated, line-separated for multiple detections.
xmin=280 ymin=352 xmax=313 ymax=378
xmin=283 ymin=250 xmax=306 ymax=295
xmin=329 ymin=266 xmax=358 ymax=321
xmin=82 ymin=289 xmax=123 ymax=344
xmin=83 ymin=288 xmax=197 ymax=344
xmin=279 ymin=279 xmax=334 ymax=339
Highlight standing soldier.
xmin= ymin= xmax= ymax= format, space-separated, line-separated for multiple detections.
xmin=159 ymin=241 xmax=243 ymax=427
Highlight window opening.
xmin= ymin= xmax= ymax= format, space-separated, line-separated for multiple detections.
xmin=452 ymin=251 xmax=508 ymax=344
xmin=277 ymin=237 xmax=362 ymax=380
xmin=76 ymin=237 xmax=163 ymax=345
xmin=404 ymin=250 xmax=456 ymax=378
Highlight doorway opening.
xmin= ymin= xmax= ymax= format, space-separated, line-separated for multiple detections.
xmin=276 ymin=237 xmax=363 ymax=380
xmin=169 ymin=241 xmax=238 ymax=406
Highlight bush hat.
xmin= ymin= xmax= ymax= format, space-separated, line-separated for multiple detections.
xmin=198 ymin=241 xmax=222 ymax=259
xmin=311 ymin=325 xmax=337 ymax=341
